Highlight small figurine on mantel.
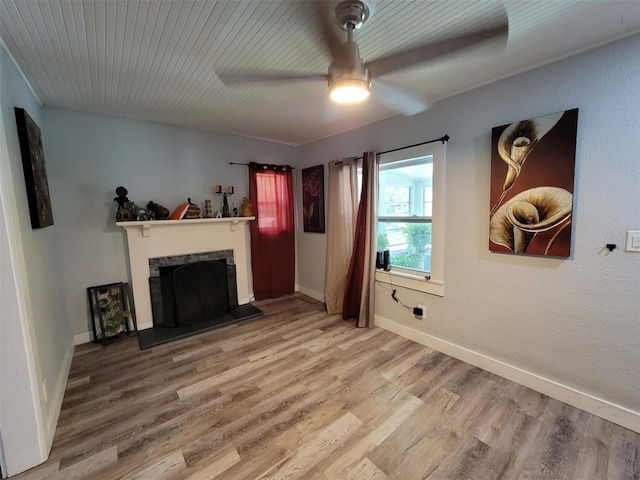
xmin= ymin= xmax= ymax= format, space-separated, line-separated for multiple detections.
xmin=222 ymin=193 xmax=231 ymax=218
xmin=128 ymin=201 xmax=152 ymax=221
xmin=183 ymin=198 xmax=201 ymax=219
xmin=240 ymin=197 xmax=253 ymax=217
xmin=114 ymin=186 xmax=132 ymax=221
xmin=147 ymin=201 xmax=170 ymax=220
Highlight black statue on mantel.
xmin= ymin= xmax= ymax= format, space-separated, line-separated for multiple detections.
xmin=114 ymin=186 xmax=132 ymax=221
xmin=222 ymin=193 xmax=231 ymax=218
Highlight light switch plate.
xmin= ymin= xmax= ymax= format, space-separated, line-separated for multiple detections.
xmin=625 ymin=230 xmax=640 ymax=252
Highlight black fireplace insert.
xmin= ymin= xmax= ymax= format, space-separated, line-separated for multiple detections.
xmin=140 ymin=256 xmax=262 ymax=349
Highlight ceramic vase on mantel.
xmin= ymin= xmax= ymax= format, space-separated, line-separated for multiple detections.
xmin=203 ymin=199 xmax=213 ymax=218
xmin=183 ymin=198 xmax=201 ymax=219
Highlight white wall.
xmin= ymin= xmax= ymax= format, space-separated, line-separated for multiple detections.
xmin=295 ymin=34 xmax=640 ymax=431
xmin=0 ymin=47 xmax=73 ymax=475
xmin=41 ymin=108 xmax=295 ymax=339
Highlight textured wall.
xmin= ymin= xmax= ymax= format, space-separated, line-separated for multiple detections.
xmin=295 ymin=34 xmax=640 ymax=424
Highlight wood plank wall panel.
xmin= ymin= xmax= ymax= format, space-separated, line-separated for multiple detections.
xmin=3 ymin=0 xmax=638 ymax=144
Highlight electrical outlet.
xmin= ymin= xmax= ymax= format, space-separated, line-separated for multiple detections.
xmin=418 ymin=304 xmax=426 ymax=320
xmin=43 ymin=379 xmax=48 ymax=403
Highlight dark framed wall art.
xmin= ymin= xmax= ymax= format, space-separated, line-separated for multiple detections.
xmin=302 ymin=164 xmax=325 ymax=233
xmin=489 ymin=108 xmax=578 ymax=257
xmin=87 ymin=282 xmax=136 ymax=343
xmin=14 ymin=107 xmax=54 ymax=228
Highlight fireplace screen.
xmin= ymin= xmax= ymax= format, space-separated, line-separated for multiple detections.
xmin=150 ymin=258 xmax=238 ymax=328
xmin=173 ymin=261 xmax=229 ymax=326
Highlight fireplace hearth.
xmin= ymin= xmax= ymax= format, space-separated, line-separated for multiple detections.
xmin=139 ymin=250 xmax=262 ymax=349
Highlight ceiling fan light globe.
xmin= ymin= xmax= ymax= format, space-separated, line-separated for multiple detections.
xmin=329 ymin=80 xmax=370 ymax=104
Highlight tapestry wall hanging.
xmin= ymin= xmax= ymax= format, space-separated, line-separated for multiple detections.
xmin=489 ymin=108 xmax=578 ymax=257
xmin=15 ymin=107 xmax=54 ymax=228
xmin=302 ymin=164 xmax=325 ymax=233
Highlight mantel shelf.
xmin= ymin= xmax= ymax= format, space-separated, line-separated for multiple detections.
xmin=117 ymin=217 xmax=254 ymax=237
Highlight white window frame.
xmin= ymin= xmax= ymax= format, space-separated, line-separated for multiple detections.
xmin=375 ymin=142 xmax=446 ymax=297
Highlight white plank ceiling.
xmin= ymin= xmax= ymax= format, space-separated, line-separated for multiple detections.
xmin=2 ymin=0 xmax=639 ymax=145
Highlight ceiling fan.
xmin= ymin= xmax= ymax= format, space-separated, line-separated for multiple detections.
xmin=217 ymin=1 xmax=509 ymax=115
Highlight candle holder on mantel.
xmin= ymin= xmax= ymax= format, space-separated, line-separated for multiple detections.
xmin=215 ymin=185 xmax=234 ymax=218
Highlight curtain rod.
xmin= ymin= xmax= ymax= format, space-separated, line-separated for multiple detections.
xmin=353 ymin=134 xmax=449 ymax=161
xmin=230 ymin=134 xmax=448 ymax=168
xmin=229 ymin=162 xmax=295 ymax=169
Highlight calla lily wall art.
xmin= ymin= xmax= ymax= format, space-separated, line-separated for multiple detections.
xmin=490 ymin=109 xmax=578 ymax=257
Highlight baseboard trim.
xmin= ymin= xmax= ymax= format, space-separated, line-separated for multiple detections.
xmin=73 ymin=331 xmax=91 ymax=345
xmin=44 ymin=341 xmax=74 ymax=449
xmin=374 ymin=315 xmax=640 ymax=433
xmin=296 ymin=286 xmax=324 ymax=302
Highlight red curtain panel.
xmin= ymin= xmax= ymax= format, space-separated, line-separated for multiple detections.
xmin=342 ymin=153 xmax=371 ymax=322
xmin=249 ymin=162 xmax=295 ymax=300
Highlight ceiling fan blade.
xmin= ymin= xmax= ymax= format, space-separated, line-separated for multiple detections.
xmin=313 ymin=0 xmax=347 ymax=64
xmin=216 ymin=70 xmax=327 ymax=86
xmin=372 ymin=79 xmax=432 ymax=116
xmin=367 ymin=21 xmax=509 ymax=77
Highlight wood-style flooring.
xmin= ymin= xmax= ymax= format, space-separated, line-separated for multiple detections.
xmin=12 ymin=294 xmax=640 ymax=479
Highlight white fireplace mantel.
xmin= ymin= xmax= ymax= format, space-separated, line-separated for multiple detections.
xmin=117 ymin=217 xmax=255 ymax=330
xmin=117 ymin=217 xmax=254 ymax=237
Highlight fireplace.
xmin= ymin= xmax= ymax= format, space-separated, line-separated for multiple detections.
xmin=153 ymin=261 xmax=231 ymax=327
xmin=116 ymin=217 xmax=262 ymax=349
xmin=149 ymin=252 xmax=237 ymax=328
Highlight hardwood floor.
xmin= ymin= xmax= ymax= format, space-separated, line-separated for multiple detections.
xmin=13 ymin=295 xmax=639 ymax=479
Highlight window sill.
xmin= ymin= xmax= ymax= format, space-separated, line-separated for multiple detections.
xmin=375 ymin=269 xmax=444 ymax=297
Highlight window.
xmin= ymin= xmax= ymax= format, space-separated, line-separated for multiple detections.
xmin=423 ymin=186 xmax=433 ymax=217
xmin=376 ymin=142 xmax=446 ymax=297
xmin=378 ymin=157 xmax=433 ymax=272
xmin=383 ymin=185 xmax=410 ymax=215
xmin=255 ymin=171 xmax=291 ymax=233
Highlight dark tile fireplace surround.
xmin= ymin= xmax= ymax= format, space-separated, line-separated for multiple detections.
xmin=137 ymin=250 xmax=262 ymax=349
